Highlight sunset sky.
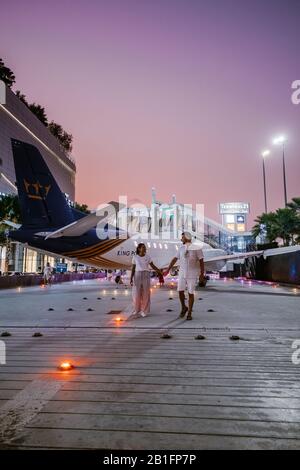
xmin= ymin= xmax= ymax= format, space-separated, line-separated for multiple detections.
xmin=1 ymin=0 xmax=299 ymax=226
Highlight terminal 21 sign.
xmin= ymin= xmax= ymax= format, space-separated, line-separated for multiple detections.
xmin=219 ymin=202 xmax=250 ymax=215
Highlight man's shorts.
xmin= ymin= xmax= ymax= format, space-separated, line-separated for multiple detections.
xmin=177 ymin=277 xmax=197 ymax=294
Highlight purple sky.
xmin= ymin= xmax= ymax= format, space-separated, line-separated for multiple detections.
xmin=1 ymin=0 xmax=300 ymax=226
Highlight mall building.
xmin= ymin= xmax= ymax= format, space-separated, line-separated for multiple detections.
xmin=0 ymin=80 xmax=76 ymax=273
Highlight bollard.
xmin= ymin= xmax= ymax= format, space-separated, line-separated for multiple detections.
xmin=230 ymin=335 xmax=240 ymax=341
xmin=195 ymin=334 xmax=206 ymax=340
xmin=161 ymin=333 xmax=172 ymax=339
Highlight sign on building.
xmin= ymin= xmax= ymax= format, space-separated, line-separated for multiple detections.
xmin=219 ymin=202 xmax=250 ymax=215
xmin=56 ymin=263 xmax=68 ymax=273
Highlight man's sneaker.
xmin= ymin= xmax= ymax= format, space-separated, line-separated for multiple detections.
xmin=186 ymin=312 xmax=193 ymax=321
xmin=179 ymin=306 xmax=188 ymax=318
xmin=140 ymin=311 xmax=147 ymax=317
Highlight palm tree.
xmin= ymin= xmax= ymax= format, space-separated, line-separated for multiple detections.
xmin=0 ymin=195 xmax=21 ymax=270
xmin=252 ymin=212 xmax=278 ymax=243
xmin=286 ymin=198 xmax=300 ymax=244
xmin=0 ymin=194 xmax=21 ymax=223
xmin=274 ymin=207 xmax=300 ymax=246
xmin=15 ymin=90 xmax=29 ymax=106
xmin=0 ymin=58 xmax=15 ymax=88
xmin=287 ymin=197 xmax=300 ymax=214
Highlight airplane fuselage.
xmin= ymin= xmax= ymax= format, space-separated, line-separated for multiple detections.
xmin=10 ymin=227 xmax=227 ymax=272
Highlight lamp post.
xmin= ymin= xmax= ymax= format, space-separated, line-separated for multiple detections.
xmin=273 ymin=135 xmax=288 ymax=207
xmin=261 ymin=150 xmax=270 ymax=213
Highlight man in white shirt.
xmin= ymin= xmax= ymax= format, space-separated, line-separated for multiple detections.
xmin=164 ymin=232 xmax=205 ymax=320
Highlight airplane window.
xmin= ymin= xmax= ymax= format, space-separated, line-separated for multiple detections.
xmin=153 ymin=243 xmax=157 ymax=248
xmin=164 ymin=244 xmax=168 ymax=249
xmin=159 ymin=243 xmax=162 ymax=249
xmin=147 ymin=242 xmax=151 ymax=248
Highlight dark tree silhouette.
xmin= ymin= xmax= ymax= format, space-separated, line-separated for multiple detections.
xmin=0 ymin=58 xmax=16 ymax=87
xmin=28 ymin=103 xmax=48 ymax=126
xmin=48 ymin=121 xmax=73 ymax=152
xmin=73 ymin=202 xmax=90 ymax=214
xmin=2 ymin=58 xmax=73 ymax=153
xmin=287 ymin=197 xmax=300 ymax=214
xmin=15 ymin=90 xmax=29 ymax=106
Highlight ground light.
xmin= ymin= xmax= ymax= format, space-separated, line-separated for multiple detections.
xmin=58 ymin=361 xmax=74 ymax=371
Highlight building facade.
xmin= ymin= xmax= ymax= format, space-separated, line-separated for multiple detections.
xmin=0 ymin=81 xmax=76 ymax=273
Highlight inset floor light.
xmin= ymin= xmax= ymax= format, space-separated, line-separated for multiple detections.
xmin=58 ymin=361 xmax=74 ymax=371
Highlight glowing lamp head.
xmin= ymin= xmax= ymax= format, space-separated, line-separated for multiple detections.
xmin=273 ymin=135 xmax=287 ymax=145
xmin=261 ymin=149 xmax=270 ymax=158
xmin=58 ymin=361 xmax=74 ymax=371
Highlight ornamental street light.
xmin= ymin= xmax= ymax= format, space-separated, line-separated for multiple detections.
xmin=273 ymin=135 xmax=288 ymax=207
xmin=261 ymin=149 xmax=270 ymax=213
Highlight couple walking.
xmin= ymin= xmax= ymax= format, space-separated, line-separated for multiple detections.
xmin=130 ymin=232 xmax=205 ymax=320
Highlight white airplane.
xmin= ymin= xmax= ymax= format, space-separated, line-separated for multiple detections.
xmin=6 ymin=139 xmax=261 ymax=273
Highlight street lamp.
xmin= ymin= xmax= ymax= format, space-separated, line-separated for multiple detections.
xmin=261 ymin=149 xmax=270 ymax=213
xmin=273 ymin=135 xmax=288 ymax=206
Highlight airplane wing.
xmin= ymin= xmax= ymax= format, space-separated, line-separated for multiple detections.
xmin=45 ymin=201 xmax=124 ymax=239
xmin=205 ymin=250 xmax=263 ymax=263
xmin=1 ymin=220 xmax=22 ymax=229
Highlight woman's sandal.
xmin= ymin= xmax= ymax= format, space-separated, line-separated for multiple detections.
xmin=186 ymin=312 xmax=193 ymax=321
xmin=179 ymin=306 xmax=188 ymax=318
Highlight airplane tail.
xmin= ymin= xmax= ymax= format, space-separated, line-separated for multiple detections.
xmin=11 ymin=139 xmax=75 ymax=229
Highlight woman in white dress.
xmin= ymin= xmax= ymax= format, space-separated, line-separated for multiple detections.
xmin=130 ymin=243 xmax=162 ymax=317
